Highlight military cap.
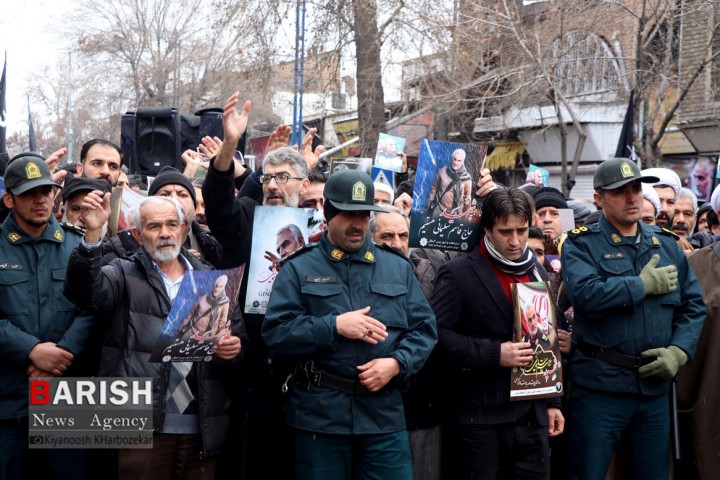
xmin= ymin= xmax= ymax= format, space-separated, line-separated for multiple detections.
xmin=593 ymin=158 xmax=659 ymax=190
xmin=4 ymin=153 xmax=60 ymax=195
xmin=324 ymin=170 xmax=387 ymax=213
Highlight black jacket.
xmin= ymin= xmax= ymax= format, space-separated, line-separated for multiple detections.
xmin=63 ymin=244 xmax=243 ymax=456
xmin=430 ymin=248 xmax=560 ymax=426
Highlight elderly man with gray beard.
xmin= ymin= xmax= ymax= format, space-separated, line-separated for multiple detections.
xmin=63 ymin=194 xmax=243 ymax=479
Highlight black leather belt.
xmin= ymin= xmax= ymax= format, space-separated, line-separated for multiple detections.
xmin=578 ymin=339 xmax=655 ymax=370
xmin=292 ymin=361 xmax=368 ymax=395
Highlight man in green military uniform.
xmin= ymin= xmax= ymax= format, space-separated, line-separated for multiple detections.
xmin=262 ymin=170 xmax=437 ymax=480
xmin=561 ymin=158 xmax=706 ymax=480
xmin=0 ymin=153 xmax=94 ymax=479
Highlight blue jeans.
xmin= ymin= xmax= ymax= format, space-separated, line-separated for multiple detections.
xmin=568 ymin=385 xmax=670 ymax=480
xmin=294 ymin=429 xmax=412 ymax=480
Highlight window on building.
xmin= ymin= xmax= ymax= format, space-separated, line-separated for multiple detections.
xmin=549 ymin=31 xmax=621 ymax=98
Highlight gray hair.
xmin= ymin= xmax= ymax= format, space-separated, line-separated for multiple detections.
xmin=369 ymin=205 xmax=409 ymax=236
xmin=262 ymin=147 xmax=308 ymax=178
xmin=678 ymin=187 xmax=698 ymax=212
xmin=277 ymin=223 xmax=304 ymax=242
xmin=131 ymin=196 xmax=185 ymax=231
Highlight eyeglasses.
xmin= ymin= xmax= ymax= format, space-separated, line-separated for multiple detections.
xmin=259 ymin=174 xmax=304 ymax=184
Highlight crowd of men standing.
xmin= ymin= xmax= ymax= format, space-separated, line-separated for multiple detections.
xmin=0 ymin=90 xmax=717 ymax=480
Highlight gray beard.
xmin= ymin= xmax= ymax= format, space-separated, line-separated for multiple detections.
xmin=147 ymin=242 xmax=181 ymax=263
xmin=263 ymin=190 xmax=300 ymax=208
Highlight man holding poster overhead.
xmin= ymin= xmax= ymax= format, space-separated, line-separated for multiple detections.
xmin=431 ymin=187 xmax=564 ymax=479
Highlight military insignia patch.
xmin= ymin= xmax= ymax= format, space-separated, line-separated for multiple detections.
xmin=53 ymin=230 xmax=63 ymax=241
xmin=364 ymin=251 xmax=375 ymax=262
xmin=620 ymin=162 xmax=634 ymax=178
xmin=611 ymin=233 xmax=622 ymax=243
xmin=331 ymin=249 xmax=344 ymax=260
xmin=568 ymin=226 xmax=592 ymax=237
xmin=8 ymin=232 xmax=21 ymax=243
xmin=26 ymin=162 xmax=42 ymax=179
xmin=660 ymin=227 xmax=679 ymax=239
xmin=652 ymin=236 xmax=660 ymax=246
xmin=351 ymin=181 xmax=366 ymax=201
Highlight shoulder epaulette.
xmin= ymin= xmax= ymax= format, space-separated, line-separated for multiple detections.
xmin=375 ymin=242 xmax=410 ymax=261
xmin=568 ymin=225 xmax=594 ymax=237
xmin=659 ymin=227 xmax=680 ymax=240
xmin=60 ymin=222 xmax=86 ymax=235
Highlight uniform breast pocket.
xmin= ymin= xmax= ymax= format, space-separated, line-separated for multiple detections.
xmin=301 ymin=283 xmax=346 ymax=316
xmin=369 ymin=283 xmax=408 ymax=329
xmin=52 ymin=268 xmax=78 ymax=312
xmin=596 ymin=258 xmax=633 ymax=347
xmin=0 ymin=270 xmax=30 ymax=315
xmin=598 ymin=257 xmax=633 ymax=277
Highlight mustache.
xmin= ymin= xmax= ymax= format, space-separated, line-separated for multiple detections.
xmin=656 ymin=213 xmax=671 ymax=226
xmin=264 ymin=190 xmax=285 ymax=200
xmin=345 ymin=227 xmax=364 ymax=236
xmin=671 ymin=223 xmax=688 ymax=231
xmin=155 ymin=239 xmax=177 ymax=248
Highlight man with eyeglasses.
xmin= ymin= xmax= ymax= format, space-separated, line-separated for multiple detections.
xmin=201 ymin=92 xmax=312 ymax=480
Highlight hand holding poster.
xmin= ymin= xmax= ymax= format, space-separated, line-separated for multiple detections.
xmin=245 ymin=205 xmax=325 ymax=314
xmin=374 ymin=133 xmax=406 ymax=173
xmin=150 ymin=266 xmax=245 ymax=362
xmin=410 ymin=139 xmax=487 ymax=251
xmin=510 ymin=281 xmax=564 ymax=400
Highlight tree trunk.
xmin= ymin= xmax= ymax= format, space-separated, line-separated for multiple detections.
xmin=353 ymin=0 xmax=386 ymax=158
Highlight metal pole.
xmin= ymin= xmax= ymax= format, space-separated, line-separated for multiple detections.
xmin=291 ymin=0 xmax=306 ymax=146
xmin=66 ymin=52 xmax=73 ymax=164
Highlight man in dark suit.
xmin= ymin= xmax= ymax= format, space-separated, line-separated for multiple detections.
xmin=431 ymin=187 xmax=564 ymax=479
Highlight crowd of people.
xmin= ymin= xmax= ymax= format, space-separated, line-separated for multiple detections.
xmin=0 ymin=91 xmax=717 ymax=480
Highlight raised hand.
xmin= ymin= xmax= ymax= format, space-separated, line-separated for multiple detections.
xmin=297 ymin=127 xmax=325 ymax=171
xmin=81 ymin=191 xmax=112 ymax=242
xmin=266 ymin=125 xmax=292 ymax=154
xmin=199 ymin=136 xmax=223 ymax=159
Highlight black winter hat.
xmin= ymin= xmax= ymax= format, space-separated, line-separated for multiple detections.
xmin=532 ymin=187 xmax=568 ymax=211
xmin=62 ymin=176 xmax=111 ymax=203
xmin=148 ymin=166 xmax=196 ymax=207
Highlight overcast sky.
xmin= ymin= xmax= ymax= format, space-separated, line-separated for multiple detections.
xmin=0 ymin=0 xmax=74 ymax=135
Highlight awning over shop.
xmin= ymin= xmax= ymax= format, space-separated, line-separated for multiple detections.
xmin=485 ymin=142 xmax=525 ymax=171
xmin=658 ymin=130 xmax=695 ymax=155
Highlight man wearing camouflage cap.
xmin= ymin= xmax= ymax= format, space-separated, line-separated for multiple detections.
xmin=561 ymin=158 xmax=706 ymax=480
xmin=262 ymin=169 xmax=437 ymax=479
xmin=0 ymin=153 xmax=94 ymax=478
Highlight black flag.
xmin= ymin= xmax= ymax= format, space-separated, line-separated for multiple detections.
xmin=615 ymin=89 xmax=635 ymax=160
xmin=28 ymin=96 xmax=37 ymax=153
